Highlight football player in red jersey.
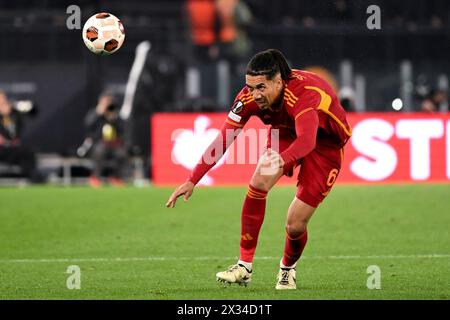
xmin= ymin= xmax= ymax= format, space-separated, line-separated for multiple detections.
xmin=166 ymin=49 xmax=352 ymax=289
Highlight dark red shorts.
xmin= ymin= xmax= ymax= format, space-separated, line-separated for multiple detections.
xmin=267 ymin=128 xmax=343 ymax=208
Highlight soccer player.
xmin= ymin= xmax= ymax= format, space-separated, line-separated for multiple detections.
xmin=166 ymin=49 xmax=352 ymax=290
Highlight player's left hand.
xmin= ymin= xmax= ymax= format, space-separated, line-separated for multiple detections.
xmin=259 ymin=148 xmax=284 ymax=176
xmin=165 ymin=181 xmax=195 ymax=208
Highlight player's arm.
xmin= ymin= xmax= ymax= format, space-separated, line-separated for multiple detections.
xmin=279 ymin=109 xmax=319 ymax=171
xmin=277 ymin=85 xmax=321 ymax=171
xmin=165 ymin=122 xmax=244 ymax=208
xmin=189 ymin=121 xmax=244 ymax=184
xmin=166 ymin=99 xmax=252 ymax=208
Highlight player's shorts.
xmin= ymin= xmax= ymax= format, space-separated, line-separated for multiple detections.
xmin=267 ymin=127 xmax=343 ymax=208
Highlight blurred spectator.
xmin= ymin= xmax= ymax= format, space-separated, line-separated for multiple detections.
xmin=78 ymin=94 xmax=127 ymax=187
xmin=333 ymin=0 xmax=353 ymax=23
xmin=421 ymin=89 xmax=448 ymax=112
xmin=339 ymin=87 xmax=356 ymax=112
xmin=0 ymin=90 xmax=43 ymax=183
xmin=216 ymin=0 xmax=253 ymax=60
xmin=186 ymin=0 xmax=217 ymax=61
xmin=186 ymin=0 xmax=252 ymax=61
xmin=185 ymin=0 xmax=253 ymax=109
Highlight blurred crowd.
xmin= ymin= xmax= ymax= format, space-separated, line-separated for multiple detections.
xmin=245 ymin=0 xmax=449 ymax=29
xmin=0 ymin=0 xmax=449 ymax=184
xmin=0 ymin=91 xmax=43 ymax=183
xmin=78 ymin=93 xmax=127 ymax=187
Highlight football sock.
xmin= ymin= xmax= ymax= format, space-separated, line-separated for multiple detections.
xmin=282 ymin=229 xmax=308 ymax=267
xmin=237 ymin=260 xmax=253 ymax=272
xmin=280 ymin=259 xmax=296 ymax=270
xmin=239 ymin=184 xmax=268 ymax=263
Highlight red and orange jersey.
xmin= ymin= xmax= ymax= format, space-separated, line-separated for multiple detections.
xmin=189 ymin=69 xmax=352 ymax=185
xmin=225 ymin=69 xmax=352 ymax=148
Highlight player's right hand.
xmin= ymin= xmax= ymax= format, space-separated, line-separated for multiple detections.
xmin=165 ymin=181 xmax=195 ymax=208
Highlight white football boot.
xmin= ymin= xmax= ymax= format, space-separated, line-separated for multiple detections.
xmin=216 ymin=264 xmax=252 ymax=287
xmin=275 ymin=268 xmax=296 ymax=290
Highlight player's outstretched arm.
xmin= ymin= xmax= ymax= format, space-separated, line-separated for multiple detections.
xmin=165 ymin=181 xmax=195 ymax=208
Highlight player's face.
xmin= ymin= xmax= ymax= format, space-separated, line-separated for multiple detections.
xmin=245 ymin=74 xmax=283 ymax=110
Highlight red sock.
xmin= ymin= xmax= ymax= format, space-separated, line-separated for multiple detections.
xmin=239 ymin=185 xmax=268 ymax=263
xmin=282 ymin=229 xmax=308 ymax=267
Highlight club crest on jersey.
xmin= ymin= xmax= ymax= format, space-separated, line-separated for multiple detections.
xmin=232 ymin=100 xmax=244 ymax=114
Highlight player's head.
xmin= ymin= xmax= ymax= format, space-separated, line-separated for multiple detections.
xmin=245 ymin=49 xmax=291 ymax=109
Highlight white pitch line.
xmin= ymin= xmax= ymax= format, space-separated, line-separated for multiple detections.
xmin=0 ymin=254 xmax=449 ymax=264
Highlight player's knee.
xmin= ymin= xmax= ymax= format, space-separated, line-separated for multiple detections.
xmin=250 ymin=174 xmax=273 ymax=192
xmin=285 ymin=222 xmax=307 ymax=240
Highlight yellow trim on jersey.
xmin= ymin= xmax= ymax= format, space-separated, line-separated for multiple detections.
xmin=284 ymin=92 xmax=298 ymax=102
xmin=226 ymin=119 xmax=244 ymax=128
xmin=242 ymin=96 xmax=254 ymax=105
xmin=304 ymin=86 xmax=332 ymax=111
xmin=284 ymin=99 xmax=295 ymax=108
xmin=283 ymin=88 xmax=299 ymax=108
xmin=239 ymin=92 xmax=253 ymax=105
xmin=283 ymin=94 xmax=297 ymax=105
xmin=294 ymin=107 xmax=314 ymax=120
xmin=323 ymin=109 xmax=353 ymax=137
xmin=284 ymin=88 xmax=299 ymax=101
xmin=304 ymin=86 xmax=352 ymax=137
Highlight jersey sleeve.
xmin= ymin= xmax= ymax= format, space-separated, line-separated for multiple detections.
xmin=279 ymin=85 xmax=321 ymax=168
xmin=279 ymin=109 xmax=318 ymax=168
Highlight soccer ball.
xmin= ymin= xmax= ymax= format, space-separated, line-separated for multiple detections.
xmin=82 ymin=12 xmax=125 ymax=55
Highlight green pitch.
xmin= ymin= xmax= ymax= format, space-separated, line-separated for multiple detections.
xmin=0 ymin=184 xmax=449 ymax=300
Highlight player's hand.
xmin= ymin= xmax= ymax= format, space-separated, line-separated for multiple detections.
xmin=165 ymin=181 xmax=195 ymax=208
xmin=259 ymin=148 xmax=285 ymax=176
xmin=264 ymin=148 xmax=285 ymax=167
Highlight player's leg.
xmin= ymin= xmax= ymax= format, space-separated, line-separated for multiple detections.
xmin=276 ymin=197 xmax=314 ymax=290
xmin=217 ymin=130 xmax=291 ymax=285
xmin=216 ymin=155 xmax=284 ymax=285
xmin=283 ymin=197 xmax=314 ymax=266
xmin=276 ymin=145 xmax=343 ymax=290
xmin=239 ymin=129 xmax=295 ymax=266
xmin=239 ymin=153 xmax=285 ymax=260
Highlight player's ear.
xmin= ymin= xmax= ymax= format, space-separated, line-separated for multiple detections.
xmin=275 ymin=74 xmax=283 ymax=90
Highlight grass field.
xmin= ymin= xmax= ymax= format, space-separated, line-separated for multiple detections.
xmin=0 ymin=184 xmax=449 ymax=300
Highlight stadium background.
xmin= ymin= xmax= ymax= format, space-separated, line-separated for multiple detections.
xmin=0 ymin=0 xmax=449 ymax=182
xmin=0 ymin=0 xmax=449 ymax=301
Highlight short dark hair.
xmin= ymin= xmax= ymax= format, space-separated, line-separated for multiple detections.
xmin=246 ymin=49 xmax=292 ymax=81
